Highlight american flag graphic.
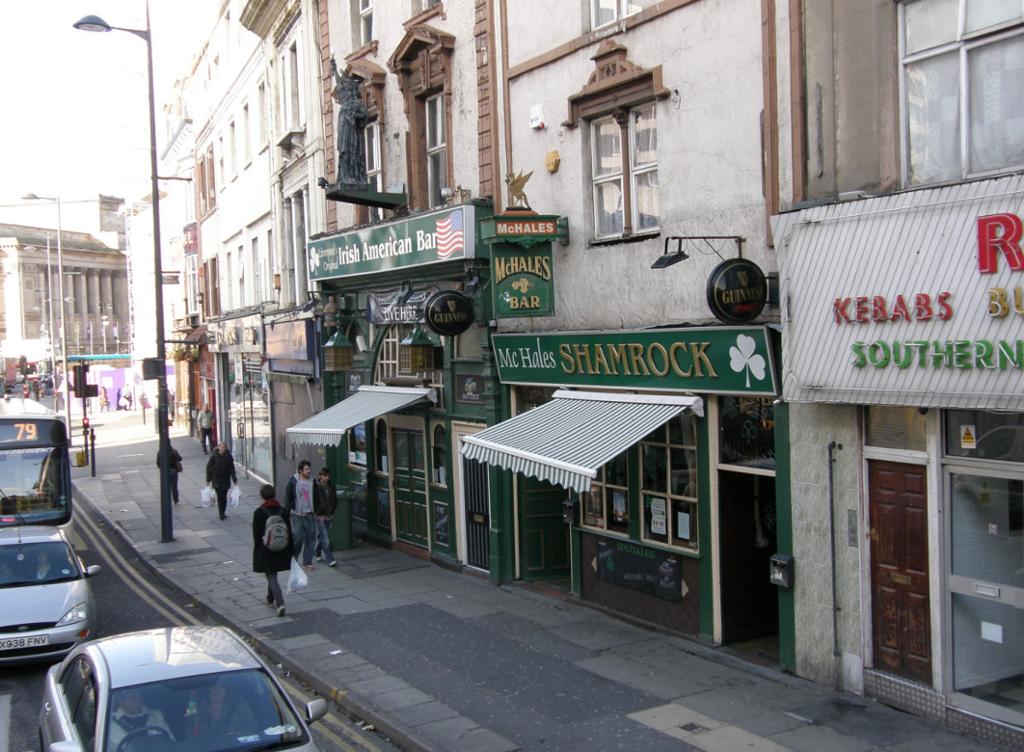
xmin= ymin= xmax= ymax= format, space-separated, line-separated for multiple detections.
xmin=434 ymin=210 xmax=464 ymax=259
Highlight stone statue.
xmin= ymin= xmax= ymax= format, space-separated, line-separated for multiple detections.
xmin=332 ymin=57 xmax=369 ymax=186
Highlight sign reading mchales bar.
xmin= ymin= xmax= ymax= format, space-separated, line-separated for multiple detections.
xmin=308 ymin=206 xmax=476 ymax=280
xmin=493 ymin=245 xmax=554 ymax=317
xmin=492 ymin=327 xmax=778 ymax=395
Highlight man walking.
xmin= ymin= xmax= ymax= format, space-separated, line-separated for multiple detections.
xmin=205 ymin=442 xmax=237 ymax=520
xmin=285 ymin=460 xmax=316 ymax=571
xmin=313 ymin=467 xmax=338 ymax=567
xmin=252 ymin=484 xmax=293 ymax=617
xmin=198 ymin=405 xmax=214 ymax=454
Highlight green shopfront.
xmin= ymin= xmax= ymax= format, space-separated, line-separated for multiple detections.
xmin=462 ymin=326 xmax=792 ymax=651
xmin=286 ymin=202 xmax=500 ymax=569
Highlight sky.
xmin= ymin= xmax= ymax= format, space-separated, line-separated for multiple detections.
xmin=0 ymin=0 xmax=214 ymax=222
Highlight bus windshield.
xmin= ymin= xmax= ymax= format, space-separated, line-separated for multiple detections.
xmin=0 ymin=446 xmax=68 ymax=523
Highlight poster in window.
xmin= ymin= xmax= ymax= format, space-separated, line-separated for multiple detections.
xmin=676 ymin=508 xmax=690 ymax=540
xmin=583 ymin=491 xmax=604 ymax=527
xmin=611 ymin=490 xmax=627 ymax=525
xmin=456 ymin=374 xmax=483 ymax=403
xmin=433 ymin=502 xmax=450 ymax=546
xmin=650 ymin=497 xmax=667 ymax=536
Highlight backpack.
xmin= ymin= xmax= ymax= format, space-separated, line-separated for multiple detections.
xmin=263 ymin=513 xmax=289 ymax=552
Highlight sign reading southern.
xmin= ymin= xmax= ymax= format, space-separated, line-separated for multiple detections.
xmin=773 ymin=174 xmax=1024 ymax=409
xmin=493 ymin=245 xmax=554 ymax=317
xmin=491 ymin=327 xmax=777 ymax=395
xmin=308 ymin=206 xmax=476 ymax=279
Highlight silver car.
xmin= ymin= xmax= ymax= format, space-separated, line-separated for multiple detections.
xmin=0 ymin=525 xmax=99 ymax=664
xmin=39 ymin=626 xmax=328 ymax=752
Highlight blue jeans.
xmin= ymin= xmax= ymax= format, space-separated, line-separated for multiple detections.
xmin=315 ymin=517 xmax=335 ymax=564
xmin=168 ymin=468 xmax=179 ymax=503
xmin=291 ymin=513 xmax=317 ymax=566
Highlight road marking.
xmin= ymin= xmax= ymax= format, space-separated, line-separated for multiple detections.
xmin=74 ymin=508 xmax=385 ymax=752
xmin=0 ymin=693 xmax=10 ymax=752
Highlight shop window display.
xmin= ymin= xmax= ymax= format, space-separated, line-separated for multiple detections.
xmin=580 ymin=451 xmax=629 ymax=534
xmin=641 ymin=414 xmax=698 ymax=550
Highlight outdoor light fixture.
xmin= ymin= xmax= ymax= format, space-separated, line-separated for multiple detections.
xmin=323 ymin=330 xmax=354 ymax=371
xmin=75 ymin=2 xmax=175 ymax=543
xmin=651 ymin=236 xmax=690 ymax=269
xmin=399 ymin=325 xmax=436 ymax=371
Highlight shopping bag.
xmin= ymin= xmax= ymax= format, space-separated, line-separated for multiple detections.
xmin=228 ymin=485 xmax=241 ymax=509
xmin=286 ymin=557 xmax=308 ymax=594
xmin=199 ymin=486 xmax=213 ymax=508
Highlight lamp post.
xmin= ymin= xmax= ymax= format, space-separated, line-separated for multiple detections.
xmin=75 ymin=2 xmax=173 ymax=542
xmin=22 ymin=194 xmax=72 ymax=439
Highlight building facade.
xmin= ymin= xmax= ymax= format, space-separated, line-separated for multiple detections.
xmin=774 ymin=0 xmax=1024 ymax=745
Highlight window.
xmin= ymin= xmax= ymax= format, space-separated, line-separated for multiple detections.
xmin=359 ymin=0 xmax=374 ymax=45
xmin=592 ymin=0 xmax=643 ymax=28
xmin=229 ymin=120 xmax=237 ymax=177
xmin=366 ymin=120 xmax=383 ymax=221
xmin=242 ymin=103 xmax=251 ymax=164
xmin=641 ymin=414 xmax=698 ymax=550
xmin=591 ymin=103 xmax=659 ymax=238
xmin=206 ymin=146 xmax=217 ymax=207
xmin=237 ymin=244 xmax=245 ymax=306
xmin=901 ymin=0 xmax=1024 ymax=185
xmin=251 ymin=237 xmax=261 ymax=304
xmin=186 ymin=254 xmax=199 ymax=314
xmin=425 ymin=93 xmax=447 ymax=208
xmin=60 ymin=658 xmax=97 ymax=748
xmin=197 ymin=155 xmax=207 ymax=215
xmin=349 ymin=423 xmax=367 ymax=466
xmin=217 ymin=137 xmax=225 ymax=189
xmin=224 ymin=250 xmax=233 ymax=310
xmin=282 ymin=42 xmax=302 ymax=131
xmin=432 ymin=424 xmax=447 ymax=485
xmin=375 ymin=418 xmax=389 ymax=473
xmin=257 ymin=82 xmax=267 ymax=145
xmin=719 ymin=396 xmax=775 ymax=470
xmin=580 ymin=451 xmax=630 ymax=535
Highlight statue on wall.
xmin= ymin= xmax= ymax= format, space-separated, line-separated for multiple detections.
xmin=331 ymin=57 xmax=369 ymax=186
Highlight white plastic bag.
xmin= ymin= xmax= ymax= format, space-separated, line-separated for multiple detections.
xmin=228 ymin=485 xmax=241 ymax=509
xmin=286 ymin=557 xmax=308 ymax=594
xmin=200 ymin=486 xmax=213 ymax=508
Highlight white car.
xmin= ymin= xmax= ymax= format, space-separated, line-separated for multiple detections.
xmin=0 ymin=525 xmax=99 ymax=664
xmin=40 ymin=626 xmax=328 ymax=752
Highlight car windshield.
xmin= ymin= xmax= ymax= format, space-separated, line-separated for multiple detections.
xmin=104 ymin=669 xmax=309 ymax=752
xmin=0 ymin=447 xmax=65 ymax=515
xmin=0 ymin=540 xmax=80 ymax=586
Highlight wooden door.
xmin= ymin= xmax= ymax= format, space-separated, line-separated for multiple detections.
xmin=869 ymin=460 xmax=931 ymax=684
xmin=518 ymin=476 xmax=569 ymax=580
xmin=393 ymin=428 xmax=428 ymax=547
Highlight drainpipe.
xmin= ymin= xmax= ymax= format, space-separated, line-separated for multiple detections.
xmin=827 ymin=440 xmax=843 ymax=689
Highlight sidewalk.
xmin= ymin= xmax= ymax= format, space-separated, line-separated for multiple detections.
xmin=72 ymin=412 xmax=1003 ymax=752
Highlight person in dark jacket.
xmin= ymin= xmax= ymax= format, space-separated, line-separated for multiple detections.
xmin=156 ymin=444 xmax=184 ymax=504
xmin=312 ymin=467 xmax=338 ymax=567
xmin=205 ymin=442 xmax=237 ymax=520
xmin=251 ymin=484 xmax=293 ymax=617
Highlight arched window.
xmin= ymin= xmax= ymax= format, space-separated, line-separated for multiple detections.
xmin=432 ymin=424 xmax=447 ymax=485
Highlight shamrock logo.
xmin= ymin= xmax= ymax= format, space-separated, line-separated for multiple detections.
xmin=729 ymin=334 xmax=766 ymax=388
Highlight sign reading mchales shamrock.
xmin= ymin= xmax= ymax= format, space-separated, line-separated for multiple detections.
xmin=491 ymin=327 xmax=778 ymax=395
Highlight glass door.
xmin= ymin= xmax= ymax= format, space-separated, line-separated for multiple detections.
xmin=947 ymin=465 xmax=1024 ymax=725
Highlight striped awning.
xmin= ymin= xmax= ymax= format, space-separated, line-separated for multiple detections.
xmin=460 ymin=390 xmax=703 ymax=494
xmin=285 ymin=386 xmax=434 ymax=447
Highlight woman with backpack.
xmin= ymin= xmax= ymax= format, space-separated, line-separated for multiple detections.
xmin=252 ymin=484 xmax=293 ymax=616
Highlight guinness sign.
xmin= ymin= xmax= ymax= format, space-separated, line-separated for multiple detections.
xmin=707 ymin=259 xmax=767 ymax=324
xmin=424 ymin=290 xmax=474 ymax=336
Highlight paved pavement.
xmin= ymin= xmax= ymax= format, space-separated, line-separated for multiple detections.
xmin=72 ymin=411 xmax=1004 ymax=751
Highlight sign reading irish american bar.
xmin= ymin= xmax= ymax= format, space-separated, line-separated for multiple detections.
xmin=491 ymin=327 xmax=778 ymax=395
xmin=307 ymin=205 xmax=478 ymax=280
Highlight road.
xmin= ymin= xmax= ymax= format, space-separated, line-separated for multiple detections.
xmin=0 ymin=503 xmax=399 ymax=752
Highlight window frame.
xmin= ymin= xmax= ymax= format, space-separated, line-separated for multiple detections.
xmin=365 ymin=120 xmax=383 ymax=222
xmin=579 ymin=451 xmax=630 ymax=536
xmin=639 ymin=414 xmax=699 ymax=552
xmin=359 ymin=0 xmax=374 ymax=46
xmin=425 ymin=93 xmax=447 ymax=209
xmin=898 ymin=0 xmax=1024 ymax=185
xmin=591 ymin=0 xmax=643 ymax=30
xmin=589 ymin=103 xmax=659 ymax=239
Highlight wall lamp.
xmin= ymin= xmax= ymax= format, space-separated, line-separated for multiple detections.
xmin=651 ymin=236 xmax=690 ymax=269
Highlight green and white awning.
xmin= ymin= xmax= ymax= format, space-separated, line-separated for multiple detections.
xmin=460 ymin=390 xmax=703 ymax=494
xmin=286 ymin=386 xmax=434 ymax=447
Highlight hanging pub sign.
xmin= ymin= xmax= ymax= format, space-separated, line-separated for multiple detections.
xmin=367 ymin=288 xmax=436 ymax=324
xmin=493 ymin=245 xmax=555 ymax=317
xmin=424 ymin=290 xmax=474 ymax=336
xmin=706 ymin=258 xmax=768 ymax=324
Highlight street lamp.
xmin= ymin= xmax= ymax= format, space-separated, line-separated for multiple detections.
xmin=21 ymin=194 xmax=72 ymax=440
xmin=75 ymin=2 xmax=173 ymax=542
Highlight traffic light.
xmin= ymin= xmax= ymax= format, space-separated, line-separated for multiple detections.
xmin=82 ymin=416 xmax=90 ymax=431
